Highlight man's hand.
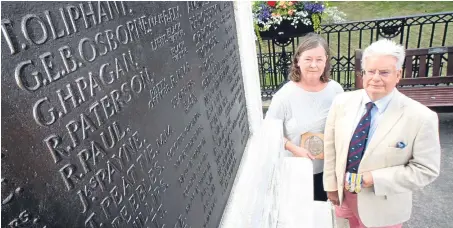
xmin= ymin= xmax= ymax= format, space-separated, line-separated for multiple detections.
xmin=361 ymin=172 xmax=374 ymax=188
xmin=327 ymin=191 xmax=339 ymax=206
xmin=294 ymin=146 xmax=314 ymax=159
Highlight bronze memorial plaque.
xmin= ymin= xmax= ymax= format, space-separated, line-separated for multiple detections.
xmin=1 ymin=1 xmax=249 ymax=227
xmin=301 ymin=132 xmax=324 ymax=159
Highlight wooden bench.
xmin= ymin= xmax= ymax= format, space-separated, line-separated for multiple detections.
xmin=355 ymin=46 xmax=453 ymax=112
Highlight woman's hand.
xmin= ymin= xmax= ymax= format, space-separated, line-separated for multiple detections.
xmin=284 ymin=138 xmax=314 ymax=159
xmin=294 ymin=146 xmax=315 ymax=159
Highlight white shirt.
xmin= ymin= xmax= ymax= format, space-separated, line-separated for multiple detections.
xmin=265 ymin=80 xmax=344 ymax=174
xmin=353 ymin=89 xmax=396 ymax=149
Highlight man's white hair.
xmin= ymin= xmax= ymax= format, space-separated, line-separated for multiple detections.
xmin=361 ymin=39 xmax=406 ymax=70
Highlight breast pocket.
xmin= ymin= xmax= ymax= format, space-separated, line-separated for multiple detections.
xmin=385 ymin=147 xmax=411 ymax=167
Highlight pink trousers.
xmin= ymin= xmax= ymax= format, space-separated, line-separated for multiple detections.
xmin=335 ymin=190 xmax=403 ymax=228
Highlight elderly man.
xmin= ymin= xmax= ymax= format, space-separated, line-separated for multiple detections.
xmin=323 ymin=39 xmax=441 ymax=228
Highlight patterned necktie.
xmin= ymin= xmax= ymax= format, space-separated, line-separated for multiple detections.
xmin=346 ymin=102 xmax=375 ymax=173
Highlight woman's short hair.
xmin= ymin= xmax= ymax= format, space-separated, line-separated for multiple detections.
xmin=289 ymin=33 xmax=331 ymax=83
xmin=361 ymin=39 xmax=405 ymax=70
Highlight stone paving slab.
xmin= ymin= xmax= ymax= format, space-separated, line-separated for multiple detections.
xmin=405 ymin=113 xmax=453 ymax=228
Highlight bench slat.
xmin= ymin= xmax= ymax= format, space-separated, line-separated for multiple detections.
xmin=400 ymin=96 xmax=453 ymax=100
xmin=398 ymin=86 xmax=453 ymax=91
xmin=400 ymin=94 xmax=453 ymax=98
xmin=433 ymin=54 xmax=442 ymax=76
xmin=399 ymin=89 xmax=453 ymax=93
xmin=405 ymin=46 xmax=453 ymax=56
xmin=355 ymin=50 xmax=363 ymax=89
xmin=448 ymin=52 xmax=453 ymax=75
xmin=405 ymin=55 xmax=413 ymax=78
xmin=399 ymin=87 xmax=453 ymax=107
xmin=398 ymin=76 xmax=453 ymax=86
xmin=419 ymin=55 xmax=427 ymax=78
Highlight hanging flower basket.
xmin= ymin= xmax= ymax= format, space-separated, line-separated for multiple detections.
xmin=252 ymin=1 xmax=345 ymax=42
xmin=258 ymin=18 xmax=315 ymax=41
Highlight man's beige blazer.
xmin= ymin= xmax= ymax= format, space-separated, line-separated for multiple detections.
xmin=323 ymin=89 xmax=441 ymax=227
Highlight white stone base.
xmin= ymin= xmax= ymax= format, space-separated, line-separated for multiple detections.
xmin=219 ymin=118 xmax=284 ymax=228
xmin=275 ymin=158 xmax=314 ymax=228
xmin=219 ymin=118 xmax=335 ymax=228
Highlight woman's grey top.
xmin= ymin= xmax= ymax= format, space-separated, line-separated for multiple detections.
xmin=266 ymin=80 xmax=344 ymax=174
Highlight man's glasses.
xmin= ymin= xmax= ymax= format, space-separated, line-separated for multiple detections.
xmin=362 ymin=69 xmax=393 ymax=77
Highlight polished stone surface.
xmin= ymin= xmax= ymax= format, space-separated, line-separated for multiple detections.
xmin=1 ymin=2 xmax=248 ymax=227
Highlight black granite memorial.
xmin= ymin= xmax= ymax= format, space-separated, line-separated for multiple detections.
xmin=1 ymin=1 xmax=249 ymax=227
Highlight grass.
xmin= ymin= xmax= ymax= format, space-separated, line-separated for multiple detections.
xmin=329 ymin=1 xmax=453 ymax=21
xmin=257 ymin=2 xmax=453 ymax=90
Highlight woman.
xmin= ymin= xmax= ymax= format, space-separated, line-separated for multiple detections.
xmin=265 ymin=33 xmax=344 ymax=201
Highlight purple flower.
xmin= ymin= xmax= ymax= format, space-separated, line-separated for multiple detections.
xmin=303 ymin=2 xmax=325 ymax=13
xmin=257 ymin=3 xmax=272 ymax=21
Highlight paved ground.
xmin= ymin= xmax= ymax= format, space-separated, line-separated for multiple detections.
xmin=405 ymin=113 xmax=453 ymax=228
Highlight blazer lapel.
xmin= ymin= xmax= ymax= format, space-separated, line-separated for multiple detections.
xmin=340 ymin=91 xmax=363 ymax=157
xmin=362 ymin=90 xmax=406 ymax=161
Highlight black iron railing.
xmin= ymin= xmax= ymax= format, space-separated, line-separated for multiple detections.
xmin=257 ymin=12 xmax=453 ymax=99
